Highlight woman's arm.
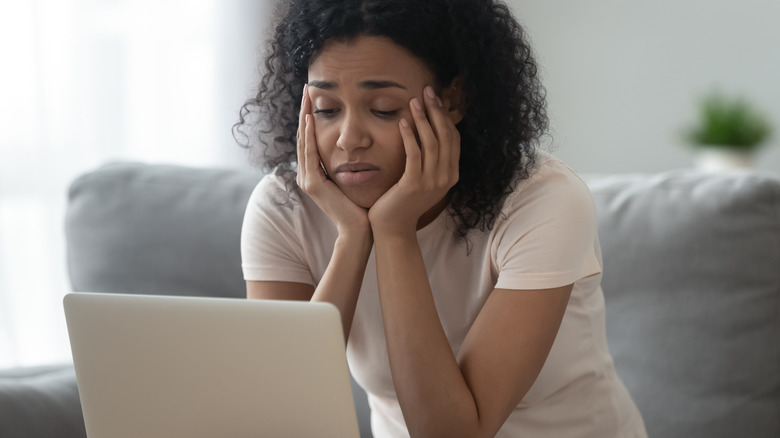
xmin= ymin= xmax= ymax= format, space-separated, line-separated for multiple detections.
xmin=369 ymin=87 xmax=573 ymax=437
xmin=374 ymin=230 xmax=572 ymax=438
xmin=245 ymin=228 xmax=371 ymax=339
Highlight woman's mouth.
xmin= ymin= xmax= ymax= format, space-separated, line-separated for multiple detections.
xmin=333 ymin=163 xmax=380 ymax=185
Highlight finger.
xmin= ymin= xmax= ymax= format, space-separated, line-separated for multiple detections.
xmin=297 ymin=84 xmax=309 ymax=177
xmin=299 ymin=83 xmax=311 ymax=126
xmin=297 ymin=135 xmax=304 ymax=187
xmin=399 ymin=118 xmax=422 ymax=181
xmin=423 ymin=86 xmax=450 ymax=139
xmin=423 ymin=86 xmax=455 ymax=177
xmin=409 ymin=96 xmax=438 ymax=175
xmin=304 ymin=114 xmax=323 ymax=179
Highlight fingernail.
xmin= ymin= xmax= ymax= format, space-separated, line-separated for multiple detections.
xmin=400 ymin=118 xmax=409 ymax=128
xmin=412 ymin=98 xmax=422 ymax=111
xmin=425 ymin=86 xmax=435 ymax=99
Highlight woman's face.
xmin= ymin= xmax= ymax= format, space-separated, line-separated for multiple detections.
xmin=306 ymin=36 xmax=437 ymax=208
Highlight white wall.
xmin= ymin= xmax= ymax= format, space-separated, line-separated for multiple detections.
xmin=509 ymin=0 xmax=780 ymax=173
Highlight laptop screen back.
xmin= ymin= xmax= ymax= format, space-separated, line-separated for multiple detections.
xmin=64 ymin=292 xmax=360 ymax=438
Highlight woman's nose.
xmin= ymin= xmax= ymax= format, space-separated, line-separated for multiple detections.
xmin=336 ymin=113 xmax=371 ymax=151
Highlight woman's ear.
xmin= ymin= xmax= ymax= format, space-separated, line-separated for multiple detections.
xmin=440 ymin=76 xmax=466 ymax=124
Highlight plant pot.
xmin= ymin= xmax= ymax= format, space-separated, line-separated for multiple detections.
xmin=694 ymin=147 xmax=755 ymax=172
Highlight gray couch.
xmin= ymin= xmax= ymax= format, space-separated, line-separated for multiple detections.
xmin=1 ymin=162 xmax=778 ymax=437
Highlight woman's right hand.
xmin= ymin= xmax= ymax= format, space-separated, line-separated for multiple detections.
xmin=296 ymin=84 xmax=371 ymax=238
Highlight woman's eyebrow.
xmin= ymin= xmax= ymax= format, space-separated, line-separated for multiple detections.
xmin=307 ymin=80 xmax=407 ymax=90
xmin=308 ymin=80 xmax=336 ymax=90
xmin=359 ymin=80 xmax=407 ymax=90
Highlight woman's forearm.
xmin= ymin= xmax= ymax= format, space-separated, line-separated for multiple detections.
xmin=311 ymin=230 xmax=373 ymax=340
xmin=373 ymin=232 xmax=481 ymax=438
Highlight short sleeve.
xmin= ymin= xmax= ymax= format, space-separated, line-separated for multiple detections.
xmin=240 ymin=173 xmax=315 ymax=285
xmin=493 ymin=160 xmax=602 ymax=290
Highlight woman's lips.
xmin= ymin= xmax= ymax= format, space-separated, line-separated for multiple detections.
xmin=333 ymin=163 xmax=380 ymax=185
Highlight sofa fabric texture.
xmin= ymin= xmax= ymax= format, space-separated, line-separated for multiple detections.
xmin=0 ymin=162 xmax=777 ymax=438
xmin=584 ymin=172 xmax=780 ymax=437
xmin=0 ymin=365 xmax=86 ymax=438
xmin=65 ymin=162 xmax=258 ymax=299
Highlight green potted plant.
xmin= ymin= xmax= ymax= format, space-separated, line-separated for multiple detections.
xmin=682 ymin=91 xmax=773 ymax=171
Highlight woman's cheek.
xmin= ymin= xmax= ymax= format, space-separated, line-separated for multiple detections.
xmin=378 ymin=122 xmax=405 ymax=146
xmin=313 ymin=124 xmax=337 ymax=155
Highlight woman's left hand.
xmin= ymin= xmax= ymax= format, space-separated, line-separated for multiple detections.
xmin=368 ymin=86 xmax=460 ymax=237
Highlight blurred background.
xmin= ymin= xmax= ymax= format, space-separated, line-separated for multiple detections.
xmin=0 ymin=0 xmax=777 ymax=368
xmin=0 ymin=0 xmax=272 ymax=368
xmin=513 ymin=0 xmax=780 ymax=173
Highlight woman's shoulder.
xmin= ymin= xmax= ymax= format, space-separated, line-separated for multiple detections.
xmin=505 ymin=152 xmax=594 ymax=207
xmin=247 ymin=164 xmax=334 ymax=227
xmin=253 ymin=164 xmax=297 ymax=194
xmin=245 ymin=165 xmax=310 ymax=222
xmin=495 ymin=152 xmax=597 ymax=228
xmin=247 ymin=165 xmax=304 ymax=208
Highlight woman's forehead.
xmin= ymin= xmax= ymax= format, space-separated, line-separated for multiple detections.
xmin=308 ymin=36 xmax=434 ymax=89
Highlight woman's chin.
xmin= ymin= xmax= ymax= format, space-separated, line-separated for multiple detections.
xmin=335 ymin=180 xmax=395 ymax=210
xmin=349 ymin=194 xmax=377 ymax=210
xmin=343 ymin=189 xmax=381 ymax=210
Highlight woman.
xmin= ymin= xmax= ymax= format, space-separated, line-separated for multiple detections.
xmin=236 ymin=1 xmax=647 ymax=437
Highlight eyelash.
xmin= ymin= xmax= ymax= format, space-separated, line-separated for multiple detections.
xmin=312 ymin=109 xmax=335 ymax=117
xmin=313 ymin=109 xmax=400 ymax=119
xmin=373 ymin=110 xmax=400 ymax=119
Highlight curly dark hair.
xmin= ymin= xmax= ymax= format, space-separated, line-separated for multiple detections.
xmin=233 ymin=0 xmax=548 ymax=239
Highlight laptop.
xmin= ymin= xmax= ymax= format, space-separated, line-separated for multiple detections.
xmin=63 ymin=292 xmax=360 ymax=438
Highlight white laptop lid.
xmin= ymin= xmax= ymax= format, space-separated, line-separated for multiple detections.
xmin=64 ymin=292 xmax=360 ymax=438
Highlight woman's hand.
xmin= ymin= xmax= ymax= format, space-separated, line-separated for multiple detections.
xmin=296 ymin=84 xmax=371 ymax=237
xmin=368 ymin=86 xmax=460 ymax=237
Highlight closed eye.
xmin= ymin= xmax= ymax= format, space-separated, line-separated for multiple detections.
xmin=373 ymin=109 xmax=400 ymax=118
xmin=313 ymin=108 xmax=338 ymax=118
xmin=312 ymin=108 xmax=399 ymax=119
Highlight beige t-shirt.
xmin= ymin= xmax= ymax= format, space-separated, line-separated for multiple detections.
xmin=241 ymin=154 xmax=647 ymax=437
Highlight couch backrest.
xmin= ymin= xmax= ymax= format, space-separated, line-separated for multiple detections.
xmin=583 ymin=170 xmax=779 ymax=438
xmin=66 ymin=162 xmax=261 ymax=298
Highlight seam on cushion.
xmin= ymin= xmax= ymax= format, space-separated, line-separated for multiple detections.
xmin=765 ymin=177 xmax=780 ymax=404
xmin=771 ymin=177 xmax=780 ymax=347
xmin=767 ymin=177 xmax=780 ymax=300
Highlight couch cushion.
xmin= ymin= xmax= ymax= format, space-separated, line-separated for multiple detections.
xmin=583 ymin=170 xmax=780 ymax=438
xmin=0 ymin=364 xmax=86 ymax=438
xmin=66 ymin=163 xmax=262 ymax=298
